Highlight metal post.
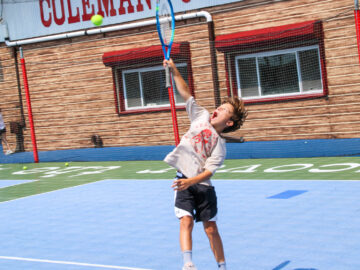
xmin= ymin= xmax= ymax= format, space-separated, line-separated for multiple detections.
xmin=20 ymin=47 xmax=39 ymax=163
xmin=354 ymin=0 xmax=360 ymax=65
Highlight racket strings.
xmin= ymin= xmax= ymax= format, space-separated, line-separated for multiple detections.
xmin=159 ymin=4 xmax=173 ymax=45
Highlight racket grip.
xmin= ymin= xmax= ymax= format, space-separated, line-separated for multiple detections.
xmin=165 ymin=65 xmax=171 ymax=88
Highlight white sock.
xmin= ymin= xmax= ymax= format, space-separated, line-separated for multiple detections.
xmin=218 ymin=261 xmax=226 ymax=270
xmin=183 ymin=250 xmax=193 ymax=265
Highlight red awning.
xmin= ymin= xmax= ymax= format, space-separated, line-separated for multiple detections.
xmin=103 ymin=42 xmax=190 ymax=67
xmin=215 ymin=20 xmax=322 ymax=52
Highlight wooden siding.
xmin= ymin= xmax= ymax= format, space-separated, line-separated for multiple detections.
xmin=0 ymin=0 xmax=359 ymax=152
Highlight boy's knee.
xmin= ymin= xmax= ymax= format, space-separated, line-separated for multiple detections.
xmin=204 ymin=222 xmax=219 ymax=237
xmin=180 ymin=216 xmax=194 ymax=230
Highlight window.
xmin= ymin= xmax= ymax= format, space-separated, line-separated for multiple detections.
xmin=215 ymin=20 xmax=328 ymax=103
xmin=120 ymin=64 xmax=188 ymax=110
xmin=235 ymin=46 xmax=323 ymax=99
xmin=103 ymin=42 xmax=193 ymax=114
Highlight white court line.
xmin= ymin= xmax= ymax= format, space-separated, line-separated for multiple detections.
xmin=0 ymin=180 xmax=100 ymax=204
xmin=0 ymin=256 xmax=153 ymax=270
xmin=0 ymin=180 xmax=36 ymax=189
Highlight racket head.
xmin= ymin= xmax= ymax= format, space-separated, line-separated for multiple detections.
xmin=156 ymin=0 xmax=175 ymax=60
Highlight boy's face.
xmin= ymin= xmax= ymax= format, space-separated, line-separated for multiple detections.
xmin=210 ymin=103 xmax=234 ymax=130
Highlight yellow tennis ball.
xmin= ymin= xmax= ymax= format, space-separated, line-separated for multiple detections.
xmin=91 ymin=14 xmax=103 ymax=26
xmin=23 ymin=166 xmax=28 ymax=170
xmin=65 ymin=162 xmax=69 ymax=167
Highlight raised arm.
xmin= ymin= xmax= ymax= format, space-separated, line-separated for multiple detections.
xmin=163 ymin=59 xmax=192 ymax=101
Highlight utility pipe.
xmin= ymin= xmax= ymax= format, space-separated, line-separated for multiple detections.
xmin=4 ymin=12 xmax=212 ymax=46
xmin=13 ymin=47 xmax=26 ymax=128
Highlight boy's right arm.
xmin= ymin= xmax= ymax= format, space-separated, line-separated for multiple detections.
xmin=163 ymin=59 xmax=192 ymax=101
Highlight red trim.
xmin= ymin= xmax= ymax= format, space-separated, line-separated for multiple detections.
xmin=244 ymin=92 xmax=326 ymax=104
xmin=215 ymin=20 xmax=322 ymax=52
xmin=317 ymin=24 xmax=329 ymax=97
xmin=103 ymin=42 xmax=190 ymax=67
xmin=116 ymin=69 xmax=126 ymax=112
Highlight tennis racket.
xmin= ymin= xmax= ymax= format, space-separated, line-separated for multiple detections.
xmin=156 ymin=0 xmax=180 ymax=145
xmin=156 ymin=0 xmax=175 ymax=88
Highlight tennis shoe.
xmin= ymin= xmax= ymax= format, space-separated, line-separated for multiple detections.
xmin=182 ymin=262 xmax=197 ymax=270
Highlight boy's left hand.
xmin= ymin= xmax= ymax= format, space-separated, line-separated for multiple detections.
xmin=172 ymin=178 xmax=192 ymax=191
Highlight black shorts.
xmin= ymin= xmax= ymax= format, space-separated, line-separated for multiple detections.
xmin=0 ymin=128 xmax=6 ymax=135
xmin=174 ymin=172 xmax=218 ymax=222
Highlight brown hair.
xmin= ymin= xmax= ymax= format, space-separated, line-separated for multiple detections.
xmin=222 ymin=97 xmax=248 ymax=133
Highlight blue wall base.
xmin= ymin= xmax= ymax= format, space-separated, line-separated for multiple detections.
xmin=0 ymin=138 xmax=359 ymax=164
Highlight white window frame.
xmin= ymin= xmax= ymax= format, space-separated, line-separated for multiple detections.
xmin=235 ymin=45 xmax=323 ymax=100
xmin=119 ymin=63 xmax=187 ymax=111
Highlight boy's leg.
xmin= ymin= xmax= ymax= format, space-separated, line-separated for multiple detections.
xmin=174 ymin=173 xmax=197 ymax=269
xmin=180 ymin=216 xmax=197 ymax=269
xmin=180 ymin=215 xmax=194 ymax=251
xmin=203 ymin=221 xmax=226 ymax=267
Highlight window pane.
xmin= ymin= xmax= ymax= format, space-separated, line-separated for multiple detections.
xmin=237 ymin=58 xmax=259 ymax=97
xmin=258 ymin=53 xmax=299 ymax=95
xmin=299 ymin=49 xmax=322 ymax=91
xmin=124 ymin=72 xmax=141 ymax=108
xmin=123 ymin=64 xmax=188 ymax=110
xmin=175 ymin=66 xmax=188 ymax=104
xmin=141 ymin=69 xmax=169 ymax=106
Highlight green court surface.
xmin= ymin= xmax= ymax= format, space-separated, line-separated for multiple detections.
xmin=0 ymin=157 xmax=359 ymax=203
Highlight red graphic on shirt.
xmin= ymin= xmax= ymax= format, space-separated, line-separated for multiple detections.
xmin=192 ymin=129 xmax=213 ymax=158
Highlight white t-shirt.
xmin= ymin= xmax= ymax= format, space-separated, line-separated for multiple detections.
xmin=0 ymin=113 xmax=5 ymax=130
xmin=164 ymin=97 xmax=226 ymax=185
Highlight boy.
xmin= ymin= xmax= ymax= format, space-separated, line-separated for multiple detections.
xmin=163 ymin=59 xmax=247 ymax=270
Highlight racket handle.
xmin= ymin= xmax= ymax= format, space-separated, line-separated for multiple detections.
xmin=165 ymin=64 xmax=171 ymax=88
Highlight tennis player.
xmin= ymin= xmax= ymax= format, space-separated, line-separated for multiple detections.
xmin=163 ymin=59 xmax=247 ymax=270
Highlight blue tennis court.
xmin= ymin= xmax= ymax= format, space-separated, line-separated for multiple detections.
xmin=0 ymin=179 xmax=359 ymax=270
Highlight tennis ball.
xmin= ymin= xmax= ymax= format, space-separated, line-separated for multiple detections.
xmin=23 ymin=166 xmax=28 ymax=170
xmin=65 ymin=162 xmax=69 ymax=167
xmin=91 ymin=14 xmax=103 ymax=26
